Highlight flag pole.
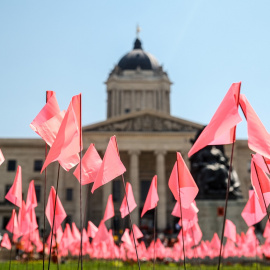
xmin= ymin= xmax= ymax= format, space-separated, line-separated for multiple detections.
xmin=217 ymin=138 xmax=236 ymax=270
xmin=47 ymin=164 xmax=61 ymax=270
xmin=121 ymin=175 xmax=141 ymax=270
xmin=153 ymin=206 xmax=157 ymax=270
xmin=114 ymin=136 xmax=140 ymax=269
xmin=176 ymin=155 xmax=186 ymax=270
xmin=217 ymin=86 xmax=241 ymax=270
xmin=8 ymin=208 xmax=16 ymax=270
xmin=79 ymin=94 xmax=83 ymax=270
xmin=43 ymin=91 xmax=49 ymax=270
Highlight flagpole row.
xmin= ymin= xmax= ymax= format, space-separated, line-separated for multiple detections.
xmin=121 ymin=175 xmax=141 ymax=270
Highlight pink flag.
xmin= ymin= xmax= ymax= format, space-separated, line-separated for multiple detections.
xmin=263 ymin=220 xmax=270 ymax=238
xmin=241 ymin=190 xmax=266 ymax=227
xmin=73 ymin=144 xmax=102 ymax=185
xmin=25 ymin=180 xmax=38 ymax=211
xmin=250 ymin=157 xmax=270 ymax=212
xmin=103 ymin=194 xmax=115 ymax=221
xmin=45 ymin=186 xmax=67 ymax=233
xmin=240 ymin=94 xmax=270 ymax=160
xmin=133 ymin=224 xmax=143 ymax=239
xmin=87 ymin=221 xmax=98 ymax=238
xmin=121 ymin=228 xmax=133 ymax=250
xmin=0 ymin=149 xmax=5 ymax=166
xmin=171 ymin=201 xmax=198 ymax=221
xmin=210 ymin=233 xmax=221 ymax=250
xmin=188 ymin=222 xmax=202 ymax=246
xmin=93 ymin=220 xmax=109 ymax=244
xmin=30 ymin=91 xmax=65 ymax=147
xmin=62 ymin=223 xmax=74 ymax=249
xmin=224 ymin=219 xmax=236 ymax=243
xmin=252 ymin=153 xmax=270 ymax=173
xmin=120 ymin=182 xmax=137 ymax=218
xmin=91 ymin=136 xmax=126 ymax=193
xmin=6 ymin=209 xmax=20 ymax=236
xmin=41 ymin=94 xmax=82 ymax=172
xmin=5 ymin=165 xmax=22 ymax=208
xmin=72 ymin=222 xmax=81 ymax=243
xmin=1 ymin=233 xmax=11 ymax=250
xmin=168 ymin=152 xmax=198 ymax=209
xmin=18 ymin=201 xmax=32 ymax=235
xmin=188 ymin=82 xmax=242 ymax=157
xmin=28 ymin=207 xmax=39 ymax=233
xmin=141 ymin=175 xmax=159 ymax=217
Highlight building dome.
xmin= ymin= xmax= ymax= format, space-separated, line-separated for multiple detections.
xmin=117 ymin=38 xmax=160 ymax=71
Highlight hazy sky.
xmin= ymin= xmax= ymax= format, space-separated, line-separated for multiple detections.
xmin=1 ymin=1 xmax=270 ymax=139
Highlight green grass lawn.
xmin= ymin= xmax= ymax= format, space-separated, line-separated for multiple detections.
xmin=0 ymin=260 xmax=269 ymax=270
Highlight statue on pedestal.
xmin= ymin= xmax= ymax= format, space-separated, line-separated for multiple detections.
xmin=189 ymin=128 xmax=242 ymax=200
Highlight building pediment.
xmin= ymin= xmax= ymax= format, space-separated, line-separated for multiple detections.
xmin=83 ymin=110 xmax=203 ymax=133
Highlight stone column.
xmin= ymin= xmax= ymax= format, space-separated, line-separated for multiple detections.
xmin=121 ymin=90 xmax=125 ymax=115
xmin=115 ymin=89 xmax=119 ymax=116
xmin=128 ymin=150 xmax=140 ymax=226
xmin=131 ymin=90 xmax=135 ymax=113
xmin=111 ymin=89 xmax=115 ymax=117
xmin=155 ymin=150 xmax=167 ymax=230
xmin=142 ymin=90 xmax=146 ymax=110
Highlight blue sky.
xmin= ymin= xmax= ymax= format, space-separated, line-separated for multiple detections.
xmin=1 ymin=1 xmax=270 ymax=139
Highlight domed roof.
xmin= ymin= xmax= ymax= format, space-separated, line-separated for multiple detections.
xmin=118 ymin=38 xmax=160 ymax=71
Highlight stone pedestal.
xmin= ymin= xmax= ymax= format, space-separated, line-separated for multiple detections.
xmin=196 ymin=200 xmax=249 ymax=240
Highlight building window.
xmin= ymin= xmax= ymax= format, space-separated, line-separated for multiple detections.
xmin=140 ymin=180 xmax=151 ymax=203
xmin=34 ymin=160 xmax=43 ymax=172
xmin=7 ymin=160 xmax=16 ymax=171
xmin=125 ymin=108 xmax=130 ymax=113
xmin=66 ymin=188 xmax=73 ymax=201
xmin=65 ymin=215 xmax=72 ymax=226
xmin=2 ymin=216 xmax=10 ymax=230
xmin=36 ymin=216 xmax=40 ymax=227
xmin=35 ymin=185 xmax=41 ymax=202
xmin=113 ymin=180 xmax=121 ymax=202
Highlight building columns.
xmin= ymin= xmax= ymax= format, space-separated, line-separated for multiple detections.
xmin=155 ymin=150 xmax=167 ymax=230
xmin=129 ymin=150 xmax=140 ymax=226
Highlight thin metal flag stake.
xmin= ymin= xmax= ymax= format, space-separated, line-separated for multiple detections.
xmin=43 ymin=91 xmax=49 ymax=270
xmin=153 ymin=206 xmax=157 ymax=270
xmin=217 ymin=86 xmax=241 ymax=270
xmin=77 ymin=183 xmax=91 ymax=270
xmin=121 ymin=175 xmax=141 ymax=270
xmin=47 ymin=164 xmax=61 ymax=270
xmin=176 ymin=157 xmax=186 ymax=270
xmin=79 ymin=94 xmax=83 ymax=270
xmin=217 ymin=139 xmax=236 ymax=270
xmin=8 ymin=206 xmax=16 ymax=270
xmin=114 ymin=136 xmax=140 ymax=269
xmin=43 ymin=143 xmax=48 ymax=270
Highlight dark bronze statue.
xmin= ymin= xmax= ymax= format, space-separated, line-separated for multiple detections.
xmin=189 ymin=127 xmax=242 ymax=200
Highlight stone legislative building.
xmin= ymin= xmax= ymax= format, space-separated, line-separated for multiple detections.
xmin=0 ymin=36 xmax=254 ymax=240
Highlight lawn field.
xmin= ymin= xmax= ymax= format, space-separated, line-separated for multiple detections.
xmin=0 ymin=260 xmax=270 ymax=270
